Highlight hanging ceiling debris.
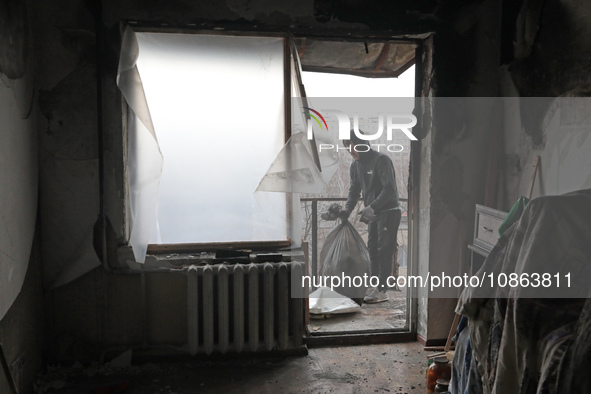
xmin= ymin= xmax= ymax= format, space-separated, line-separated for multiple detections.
xmin=294 ymin=38 xmax=416 ymax=78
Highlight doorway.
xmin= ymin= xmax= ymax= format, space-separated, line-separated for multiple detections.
xmin=298 ymin=66 xmax=416 ymax=337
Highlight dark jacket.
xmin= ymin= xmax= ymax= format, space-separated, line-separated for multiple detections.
xmin=344 ymin=149 xmax=399 ymax=214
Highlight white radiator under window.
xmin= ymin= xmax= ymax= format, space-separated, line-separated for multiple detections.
xmin=187 ymin=262 xmax=305 ymax=355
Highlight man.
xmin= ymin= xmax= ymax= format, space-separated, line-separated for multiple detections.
xmin=339 ymin=130 xmax=402 ymax=303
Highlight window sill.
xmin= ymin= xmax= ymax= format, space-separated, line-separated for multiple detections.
xmin=146 ymin=240 xmax=291 ymax=254
xmin=115 ymin=244 xmax=304 ymax=271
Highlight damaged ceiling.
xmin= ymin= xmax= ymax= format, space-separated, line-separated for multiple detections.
xmin=295 ymin=38 xmax=416 ymax=77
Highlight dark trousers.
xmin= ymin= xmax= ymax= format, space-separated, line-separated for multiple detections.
xmin=367 ymin=209 xmax=401 ymax=292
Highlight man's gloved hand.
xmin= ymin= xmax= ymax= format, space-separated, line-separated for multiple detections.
xmin=358 ymin=206 xmax=375 ymax=224
xmin=321 ymin=202 xmax=342 ymax=221
xmin=337 ymin=210 xmax=351 ymax=222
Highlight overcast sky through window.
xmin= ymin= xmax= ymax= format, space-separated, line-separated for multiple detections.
xmin=302 ymin=66 xmax=415 ymax=98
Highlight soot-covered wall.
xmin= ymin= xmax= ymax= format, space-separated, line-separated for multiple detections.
xmin=501 ymin=0 xmax=591 ymax=207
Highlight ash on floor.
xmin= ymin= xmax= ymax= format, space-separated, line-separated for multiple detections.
xmin=35 ymin=342 xmax=427 ymax=393
xmin=309 ymin=287 xmax=408 ymax=334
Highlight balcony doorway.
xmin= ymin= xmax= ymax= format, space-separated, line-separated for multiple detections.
xmin=299 ymin=64 xmax=415 ymax=339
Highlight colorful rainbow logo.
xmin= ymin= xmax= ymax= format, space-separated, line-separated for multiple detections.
xmin=302 ymin=107 xmax=328 ymax=131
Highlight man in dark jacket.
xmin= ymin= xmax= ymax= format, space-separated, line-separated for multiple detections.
xmin=339 ymin=130 xmax=401 ymax=303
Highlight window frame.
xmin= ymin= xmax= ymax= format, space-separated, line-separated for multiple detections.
xmin=122 ymin=28 xmax=296 ymax=253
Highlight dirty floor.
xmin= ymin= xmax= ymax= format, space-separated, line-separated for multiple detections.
xmin=309 ymin=288 xmax=407 ymax=333
xmin=309 ymin=268 xmax=408 ymax=333
xmin=35 ymin=342 xmax=428 ymax=393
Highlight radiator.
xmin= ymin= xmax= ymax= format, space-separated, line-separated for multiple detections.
xmin=187 ymin=262 xmax=305 ymax=355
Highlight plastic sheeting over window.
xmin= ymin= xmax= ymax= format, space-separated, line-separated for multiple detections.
xmin=255 ymin=44 xmax=340 ymax=194
xmin=118 ymin=28 xmax=309 ymax=263
xmin=0 ymin=81 xmax=37 ymax=318
xmin=117 ymin=28 xmax=163 ymax=263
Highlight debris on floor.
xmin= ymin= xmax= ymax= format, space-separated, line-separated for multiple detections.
xmin=33 ymin=342 xmax=426 ymax=393
xmin=309 ymin=286 xmax=362 ymax=316
xmin=309 ymin=287 xmax=407 ymax=333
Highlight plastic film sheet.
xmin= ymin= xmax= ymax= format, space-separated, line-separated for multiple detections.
xmin=117 ymin=27 xmax=163 ymax=263
xmin=119 ymin=28 xmax=302 ymax=260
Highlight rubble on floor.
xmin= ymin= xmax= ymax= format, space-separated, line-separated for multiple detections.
xmin=34 ymin=342 xmax=427 ymax=393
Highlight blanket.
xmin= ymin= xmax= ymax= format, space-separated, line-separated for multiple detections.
xmin=455 ymin=189 xmax=591 ymax=394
